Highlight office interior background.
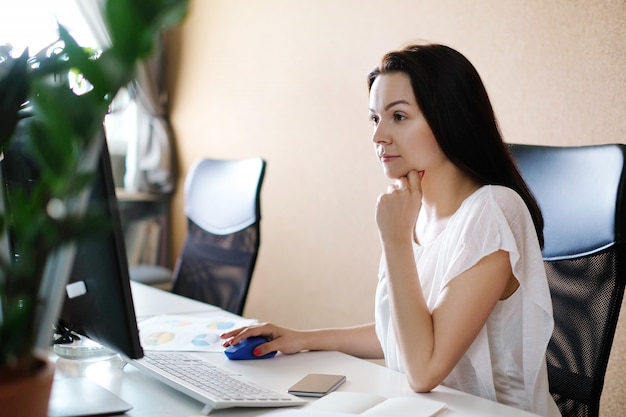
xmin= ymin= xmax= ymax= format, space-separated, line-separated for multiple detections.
xmin=1 ymin=0 xmax=623 ymax=415
xmin=167 ymin=1 xmax=624 ymax=415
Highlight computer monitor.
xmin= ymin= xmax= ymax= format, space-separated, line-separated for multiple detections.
xmin=2 ymin=122 xmax=144 ymax=360
xmin=57 ymin=136 xmax=144 ymax=360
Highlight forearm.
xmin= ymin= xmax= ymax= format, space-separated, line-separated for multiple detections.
xmin=301 ymin=323 xmax=384 ymax=359
xmin=382 ymin=242 xmax=514 ymax=392
xmin=382 ymin=241 xmax=440 ymax=391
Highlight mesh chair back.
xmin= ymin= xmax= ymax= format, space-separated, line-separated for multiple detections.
xmin=510 ymin=143 xmax=626 ymax=417
xmin=171 ymin=220 xmax=259 ymax=315
xmin=171 ymin=158 xmax=266 ymax=315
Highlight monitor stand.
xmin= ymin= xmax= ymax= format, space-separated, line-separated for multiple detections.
xmin=48 ymin=377 xmax=132 ymax=417
xmin=51 ymin=336 xmax=132 ymax=416
xmin=53 ymin=337 xmax=118 ymax=361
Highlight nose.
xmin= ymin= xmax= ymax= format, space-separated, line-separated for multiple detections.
xmin=372 ymin=123 xmax=391 ymax=145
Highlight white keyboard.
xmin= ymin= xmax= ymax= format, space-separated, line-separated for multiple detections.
xmin=131 ymin=351 xmax=307 ymax=415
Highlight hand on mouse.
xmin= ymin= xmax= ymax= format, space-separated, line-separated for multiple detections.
xmin=224 ymin=336 xmax=277 ymax=360
xmin=221 ymin=323 xmax=307 ymax=357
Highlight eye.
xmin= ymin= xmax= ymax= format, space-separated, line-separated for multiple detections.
xmin=369 ymin=114 xmax=380 ymax=126
xmin=393 ymin=112 xmax=406 ymax=122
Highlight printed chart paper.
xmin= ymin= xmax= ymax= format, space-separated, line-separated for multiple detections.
xmin=138 ymin=314 xmax=257 ymax=352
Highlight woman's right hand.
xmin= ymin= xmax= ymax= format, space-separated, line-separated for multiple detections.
xmin=376 ymin=170 xmax=422 ymax=245
xmin=220 ymin=323 xmax=307 ymax=357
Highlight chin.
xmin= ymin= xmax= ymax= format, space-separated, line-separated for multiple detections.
xmin=383 ymin=168 xmax=410 ymax=180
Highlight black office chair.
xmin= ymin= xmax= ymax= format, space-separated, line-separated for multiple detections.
xmin=509 ymin=143 xmax=626 ymax=417
xmin=168 ymin=157 xmax=266 ymax=315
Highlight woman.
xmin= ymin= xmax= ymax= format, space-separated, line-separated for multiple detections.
xmin=221 ymin=43 xmax=560 ymax=416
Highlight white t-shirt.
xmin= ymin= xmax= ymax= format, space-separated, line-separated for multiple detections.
xmin=375 ymin=185 xmax=560 ymax=416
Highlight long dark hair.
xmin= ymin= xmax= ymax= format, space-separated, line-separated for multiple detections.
xmin=368 ymin=43 xmax=544 ymax=248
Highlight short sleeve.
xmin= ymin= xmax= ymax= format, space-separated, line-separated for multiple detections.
xmin=435 ymin=186 xmax=529 ymax=291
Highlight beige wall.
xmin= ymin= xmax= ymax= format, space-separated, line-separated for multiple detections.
xmin=168 ymin=0 xmax=624 ymax=326
xmin=166 ymin=2 xmax=625 ymax=412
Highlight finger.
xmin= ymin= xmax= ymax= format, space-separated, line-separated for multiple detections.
xmin=220 ymin=327 xmax=247 ymax=339
xmin=220 ymin=326 xmax=257 ymax=345
xmin=406 ymin=170 xmax=421 ymax=189
xmin=221 ymin=326 xmax=250 ymax=346
xmin=223 ymin=324 xmax=271 ymax=347
xmin=253 ymin=340 xmax=278 ymax=357
xmin=394 ymin=176 xmax=409 ymax=190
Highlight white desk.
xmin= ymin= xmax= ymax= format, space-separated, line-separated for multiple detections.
xmin=52 ymin=282 xmax=539 ymax=417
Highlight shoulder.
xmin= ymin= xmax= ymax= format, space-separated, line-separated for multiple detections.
xmin=469 ymin=184 xmax=523 ymax=205
xmin=464 ymin=185 xmax=528 ymax=219
xmin=449 ymin=185 xmax=534 ymax=243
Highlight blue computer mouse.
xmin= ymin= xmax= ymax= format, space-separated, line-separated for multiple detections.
xmin=224 ymin=336 xmax=277 ymax=360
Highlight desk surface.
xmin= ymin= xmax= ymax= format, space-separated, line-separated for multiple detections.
xmin=52 ymin=282 xmax=539 ymax=417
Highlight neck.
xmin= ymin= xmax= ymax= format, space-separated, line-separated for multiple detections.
xmin=416 ymin=163 xmax=481 ymax=245
xmin=421 ymin=163 xmax=481 ymax=220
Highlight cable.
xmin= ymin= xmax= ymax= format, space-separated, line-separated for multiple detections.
xmin=53 ymin=320 xmax=82 ymax=345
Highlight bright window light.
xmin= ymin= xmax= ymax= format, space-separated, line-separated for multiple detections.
xmin=0 ymin=0 xmax=96 ymax=55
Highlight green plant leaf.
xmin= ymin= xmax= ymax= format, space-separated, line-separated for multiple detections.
xmin=0 ymin=0 xmax=189 ymax=373
xmin=0 ymin=49 xmax=30 ymax=146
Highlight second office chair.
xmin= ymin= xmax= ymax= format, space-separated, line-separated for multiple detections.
xmin=170 ymin=157 xmax=266 ymax=315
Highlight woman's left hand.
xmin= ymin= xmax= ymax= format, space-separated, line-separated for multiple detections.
xmin=220 ymin=323 xmax=308 ymax=356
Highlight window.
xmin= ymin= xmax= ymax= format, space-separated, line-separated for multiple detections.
xmin=1 ymin=0 xmax=131 ymax=187
xmin=0 ymin=0 xmax=96 ymax=55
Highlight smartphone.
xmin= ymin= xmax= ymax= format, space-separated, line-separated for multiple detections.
xmin=287 ymin=373 xmax=347 ymax=397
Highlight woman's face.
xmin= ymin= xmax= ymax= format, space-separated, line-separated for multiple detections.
xmin=369 ymin=72 xmax=444 ymax=180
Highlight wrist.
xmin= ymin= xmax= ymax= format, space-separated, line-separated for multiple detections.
xmin=380 ymin=234 xmax=414 ymax=251
xmin=300 ymin=329 xmax=338 ymax=352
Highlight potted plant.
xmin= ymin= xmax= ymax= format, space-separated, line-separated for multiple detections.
xmin=0 ymin=0 xmax=187 ymax=414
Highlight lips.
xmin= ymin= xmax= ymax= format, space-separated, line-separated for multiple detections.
xmin=379 ymin=154 xmax=400 ymax=163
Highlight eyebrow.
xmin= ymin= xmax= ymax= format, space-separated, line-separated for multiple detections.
xmin=369 ymin=99 xmax=412 ymax=113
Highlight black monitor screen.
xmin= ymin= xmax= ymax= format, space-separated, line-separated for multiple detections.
xmin=2 ymin=124 xmax=144 ymax=360
xmin=58 ymin=137 xmax=144 ymax=359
